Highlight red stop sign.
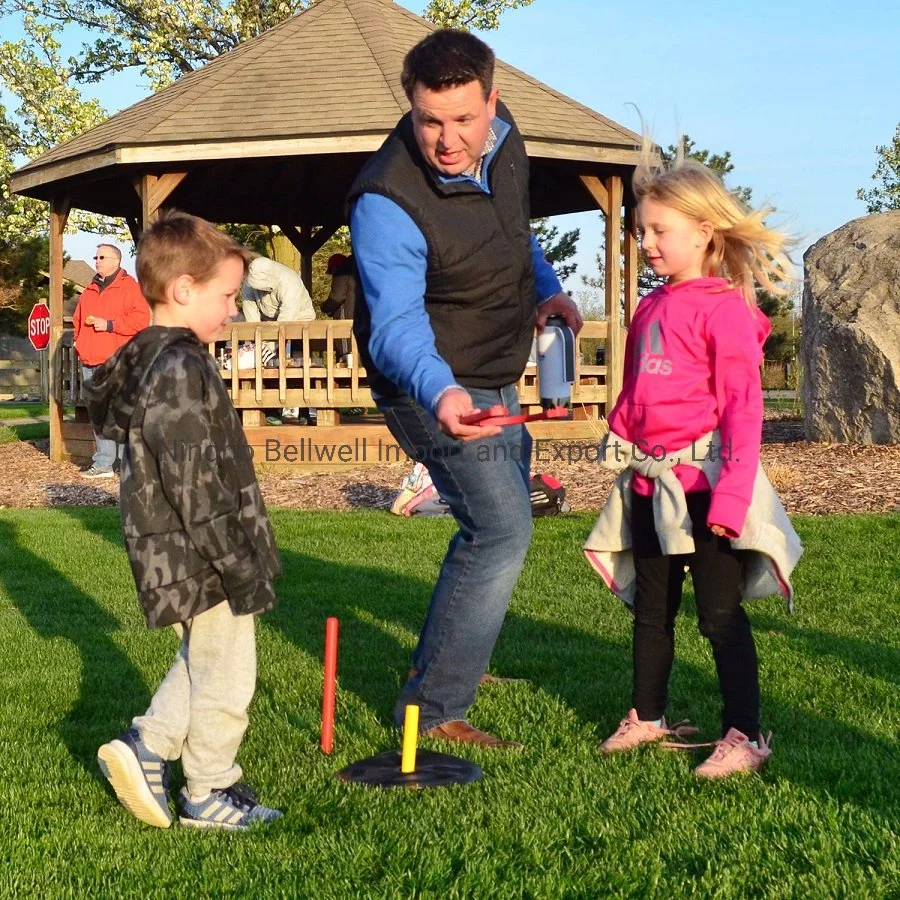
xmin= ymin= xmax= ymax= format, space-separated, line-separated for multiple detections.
xmin=28 ymin=302 xmax=51 ymax=351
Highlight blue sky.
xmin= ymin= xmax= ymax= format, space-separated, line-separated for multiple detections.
xmin=3 ymin=0 xmax=897 ymax=290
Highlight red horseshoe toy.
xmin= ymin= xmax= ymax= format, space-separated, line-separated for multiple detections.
xmin=460 ymin=404 xmax=570 ymax=427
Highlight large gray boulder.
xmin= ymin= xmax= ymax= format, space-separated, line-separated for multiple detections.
xmin=801 ymin=211 xmax=900 ymax=444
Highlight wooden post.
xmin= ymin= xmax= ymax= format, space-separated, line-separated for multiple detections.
xmin=309 ymin=221 xmax=340 ymax=254
xmin=300 ymin=225 xmax=314 ymax=295
xmin=301 ymin=263 xmax=313 ymax=297
xmin=579 ymin=174 xmax=610 ymax=216
xmin=278 ymin=221 xmax=340 ymax=294
xmin=316 ymin=409 xmax=339 ymax=426
xmin=40 ymin=351 xmax=49 ymax=403
xmin=48 ymin=196 xmax=70 ymax=462
xmin=125 ymin=216 xmax=142 ymax=244
xmin=624 ymin=203 xmax=639 ymax=327
xmin=133 ymin=172 xmax=188 ymax=231
xmin=276 ymin=223 xmax=305 ymax=257
xmin=604 ymin=175 xmax=625 ymax=411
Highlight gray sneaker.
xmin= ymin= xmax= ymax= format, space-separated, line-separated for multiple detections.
xmin=97 ymin=727 xmax=172 ymax=828
xmin=81 ymin=465 xmax=115 ymax=479
xmin=178 ymin=783 xmax=283 ymax=830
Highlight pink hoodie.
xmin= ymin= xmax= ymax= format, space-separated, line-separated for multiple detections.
xmin=606 ymin=277 xmax=771 ymax=538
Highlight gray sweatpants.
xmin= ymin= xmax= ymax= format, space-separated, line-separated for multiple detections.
xmin=133 ymin=599 xmax=256 ymax=797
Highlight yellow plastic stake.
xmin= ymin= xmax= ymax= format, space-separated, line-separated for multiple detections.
xmin=401 ymin=704 xmax=420 ymax=774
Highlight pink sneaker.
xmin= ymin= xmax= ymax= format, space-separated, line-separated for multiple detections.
xmin=694 ymin=728 xmax=772 ymax=778
xmin=600 ymin=708 xmax=697 ymax=754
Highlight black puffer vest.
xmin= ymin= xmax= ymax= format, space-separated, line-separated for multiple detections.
xmin=349 ymin=101 xmax=536 ymax=399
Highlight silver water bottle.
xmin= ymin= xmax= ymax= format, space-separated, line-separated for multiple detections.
xmin=536 ymin=314 xmax=575 ymax=409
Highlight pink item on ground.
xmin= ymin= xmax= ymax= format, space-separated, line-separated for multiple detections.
xmin=600 ymin=708 xmax=699 ymax=753
xmin=693 ymin=728 xmax=772 ymax=778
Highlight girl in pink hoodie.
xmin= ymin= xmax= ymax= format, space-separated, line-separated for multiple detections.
xmin=598 ymin=152 xmax=794 ymax=777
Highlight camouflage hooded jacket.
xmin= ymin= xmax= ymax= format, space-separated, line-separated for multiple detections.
xmin=84 ymin=326 xmax=281 ymax=628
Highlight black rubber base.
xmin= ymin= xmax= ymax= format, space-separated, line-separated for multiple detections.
xmin=337 ymin=749 xmax=482 ymax=788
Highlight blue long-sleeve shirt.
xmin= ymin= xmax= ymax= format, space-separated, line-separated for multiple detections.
xmin=350 ymin=116 xmax=564 ymax=413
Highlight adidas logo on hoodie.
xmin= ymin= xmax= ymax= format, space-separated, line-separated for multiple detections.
xmin=635 ymin=319 xmax=673 ymax=376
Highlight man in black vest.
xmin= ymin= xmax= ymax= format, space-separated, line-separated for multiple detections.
xmin=349 ymin=30 xmax=582 ymax=749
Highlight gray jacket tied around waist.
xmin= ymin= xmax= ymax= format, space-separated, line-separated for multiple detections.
xmin=583 ymin=430 xmax=803 ymax=612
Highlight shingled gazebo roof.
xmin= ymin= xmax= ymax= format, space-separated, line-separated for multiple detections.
xmin=12 ymin=0 xmax=642 ymax=222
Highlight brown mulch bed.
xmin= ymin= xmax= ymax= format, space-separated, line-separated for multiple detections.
xmin=1 ymin=415 xmax=898 ymax=516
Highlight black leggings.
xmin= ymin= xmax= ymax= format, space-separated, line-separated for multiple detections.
xmin=631 ymin=490 xmax=760 ymax=741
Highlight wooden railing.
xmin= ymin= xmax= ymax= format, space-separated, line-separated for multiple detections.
xmin=213 ymin=320 xmax=365 ymax=425
xmin=59 ymin=319 xmax=616 ymax=423
xmin=0 ymin=358 xmax=42 ymax=400
xmin=53 ymin=335 xmax=82 ymax=406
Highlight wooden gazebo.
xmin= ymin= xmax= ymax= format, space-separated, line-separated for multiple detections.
xmin=12 ymin=0 xmax=644 ymax=468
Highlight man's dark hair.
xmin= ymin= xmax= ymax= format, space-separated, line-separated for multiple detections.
xmin=401 ymin=29 xmax=495 ymax=101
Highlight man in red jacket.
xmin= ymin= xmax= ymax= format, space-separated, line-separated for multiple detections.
xmin=73 ymin=244 xmax=151 ymax=477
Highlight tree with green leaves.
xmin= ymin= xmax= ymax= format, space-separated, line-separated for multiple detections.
xmin=581 ymin=135 xmax=751 ymax=299
xmin=0 ymin=0 xmax=537 ymax=93
xmin=756 ymin=288 xmax=799 ymax=364
xmin=423 ymin=0 xmax=534 ymax=31
xmin=531 ymin=218 xmax=579 ymax=284
xmin=0 ymin=234 xmax=77 ymax=336
xmin=857 ymin=123 xmax=900 ymax=214
xmin=0 ymin=0 xmax=536 ymax=253
xmin=581 ymin=136 xmax=793 ymax=317
xmin=0 ymin=20 xmax=111 ymax=243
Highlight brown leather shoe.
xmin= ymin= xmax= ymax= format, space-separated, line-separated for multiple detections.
xmin=422 ymin=720 xmax=523 ymax=750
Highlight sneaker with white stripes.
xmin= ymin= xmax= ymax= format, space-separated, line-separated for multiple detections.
xmin=178 ymin=783 xmax=283 ymax=830
xmin=81 ymin=465 xmax=115 ymax=479
xmin=97 ymin=727 xmax=172 ymax=828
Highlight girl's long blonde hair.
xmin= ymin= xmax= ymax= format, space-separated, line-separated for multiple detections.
xmin=633 ymin=141 xmax=794 ymax=305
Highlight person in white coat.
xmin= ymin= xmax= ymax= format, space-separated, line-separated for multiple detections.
xmin=242 ymin=256 xmax=316 ymax=423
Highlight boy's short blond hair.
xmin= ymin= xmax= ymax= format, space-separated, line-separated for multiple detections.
xmin=136 ymin=210 xmax=252 ymax=307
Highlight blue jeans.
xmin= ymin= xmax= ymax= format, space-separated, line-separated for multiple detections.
xmin=81 ymin=364 xmax=118 ymax=471
xmin=380 ymin=384 xmax=533 ymax=730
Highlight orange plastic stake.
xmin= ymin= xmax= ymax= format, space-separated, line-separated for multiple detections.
xmin=321 ymin=617 xmax=339 ymax=753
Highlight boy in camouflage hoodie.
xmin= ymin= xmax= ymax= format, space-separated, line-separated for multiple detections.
xmin=85 ymin=212 xmax=283 ymax=830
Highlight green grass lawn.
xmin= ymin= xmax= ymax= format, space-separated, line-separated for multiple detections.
xmin=0 ymin=402 xmax=65 ymax=443
xmin=0 ymin=402 xmax=49 ymax=420
xmin=0 ymin=509 xmax=897 ymax=897
xmin=0 ymin=421 xmax=49 ymax=443
xmin=0 ymin=402 xmax=75 ymax=420
xmin=763 ymin=397 xmax=803 ymax=415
